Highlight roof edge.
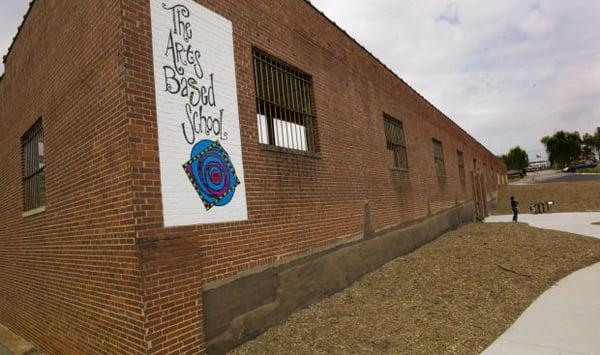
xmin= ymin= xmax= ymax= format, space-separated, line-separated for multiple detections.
xmin=303 ymin=0 xmax=500 ymax=161
xmin=1 ymin=0 xmax=501 ymax=163
xmin=0 ymin=0 xmax=36 ymax=83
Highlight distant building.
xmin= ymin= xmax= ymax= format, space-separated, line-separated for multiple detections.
xmin=527 ymin=160 xmax=551 ymax=171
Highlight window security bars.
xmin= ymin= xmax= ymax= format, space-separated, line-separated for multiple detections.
xmin=383 ymin=115 xmax=408 ymax=169
xmin=253 ymin=49 xmax=316 ymax=152
xmin=21 ymin=119 xmax=45 ymax=211
xmin=457 ymin=150 xmax=466 ymax=182
xmin=433 ymin=139 xmax=446 ymax=177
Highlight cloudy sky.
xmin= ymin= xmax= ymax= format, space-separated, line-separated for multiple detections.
xmin=2 ymin=1 xmax=599 ymax=158
xmin=0 ymin=1 xmax=29 ymax=71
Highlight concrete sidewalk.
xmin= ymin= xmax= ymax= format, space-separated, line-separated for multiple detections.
xmin=483 ymin=212 xmax=600 ymax=354
xmin=487 ymin=212 xmax=600 ymax=238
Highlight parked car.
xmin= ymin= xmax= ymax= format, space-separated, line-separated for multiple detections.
xmin=563 ymin=160 xmax=598 ymax=172
xmin=507 ymin=169 xmax=525 ymax=179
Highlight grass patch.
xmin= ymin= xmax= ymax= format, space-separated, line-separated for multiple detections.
xmin=578 ymin=166 xmax=600 ymax=173
xmin=230 ymin=223 xmax=600 ymax=354
xmin=495 ymin=180 xmax=600 ymax=214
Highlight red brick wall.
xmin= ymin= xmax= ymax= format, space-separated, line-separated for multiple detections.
xmin=0 ymin=0 xmax=506 ymax=354
xmin=123 ymin=0 xmax=504 ymax=353
xmin=0 ymin=0 xmax=145 ymax=353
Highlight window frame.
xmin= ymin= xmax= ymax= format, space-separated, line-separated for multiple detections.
xmin=432 ymin=138 xmax=446 ymax=177
xmin=252 ymin=48 xmax=317 ymax=154
xmin=21 ymin=119 xmax=46 ymax=213
xmin=457 ymin=150 xmax=466 ymax=184
xmin=383 ymin=114 xmax=408 ymax=170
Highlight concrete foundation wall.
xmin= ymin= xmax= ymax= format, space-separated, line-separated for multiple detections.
xmin=203 ymin=202 xmax=475 ymax=354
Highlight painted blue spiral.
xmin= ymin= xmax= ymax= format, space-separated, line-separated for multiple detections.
xmin=183 ymin=140 xmax=239 ymax=210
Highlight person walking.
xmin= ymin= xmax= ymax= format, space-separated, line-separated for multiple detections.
xmin=511 ymin=196 xmax=519 ymax=222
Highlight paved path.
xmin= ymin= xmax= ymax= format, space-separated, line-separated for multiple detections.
xmin=483 ymin=212 xmax=600 ymax=355
xmin=510 ymin=170 xmax=600 ymax=185
xmin=487 ymin=212 xmax=600 ymax=238
xmin=539 ymin=173 xmax=600 ymax=184
xmin=510 ymin=170 xmax=561 ymax=185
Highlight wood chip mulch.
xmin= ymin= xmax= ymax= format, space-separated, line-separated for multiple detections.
xmin=231 ymin=222 xmax=600 ymax=355
xmin=0 ymin=324 xmax=45 ymax=355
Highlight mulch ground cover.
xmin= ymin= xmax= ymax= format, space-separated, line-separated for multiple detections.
xmin=231 ymin=222 xmax=600 ymax=355
xmin=495 ymin=180 xmax=600 ymax=214
xmin=0 ymin=324 xmax=45 ymax=355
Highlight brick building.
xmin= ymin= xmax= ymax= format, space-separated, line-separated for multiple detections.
xmin=0 ymin=0 xmax=506 ymax=353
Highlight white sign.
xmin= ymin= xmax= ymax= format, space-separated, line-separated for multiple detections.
xmin=151 ymin=0 xmax=247 ymax=226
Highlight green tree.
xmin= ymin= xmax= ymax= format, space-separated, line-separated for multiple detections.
xmin=541 ymin=131 xmax=582 ymax=167
xmin=592 ymin=127 xmax=600 ymax=159
xmin=503 ymin=146 xmax=529 ymax=170
xmin=582 ymin=133 xmax=595 ymax=159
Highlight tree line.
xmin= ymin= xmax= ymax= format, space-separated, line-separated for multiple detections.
xmin=500 ymin=127 xmax=600 ymax=170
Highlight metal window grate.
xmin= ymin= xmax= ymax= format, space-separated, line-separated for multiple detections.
xmin=433 ymin=139 xmax=446 ymax=177
xmin=252 ymin=49 xmax=316 ymax=152
xmin=383 ymin=115 xmax=408 ymax=169
xmin=457 ymin=150 xmax=466 ymax=182
xmin=21 ymin=119 xmax=45 ymax=211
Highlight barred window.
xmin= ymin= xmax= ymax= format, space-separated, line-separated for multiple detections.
xmin=432 ymin=139 xmax=446 ymax=177
xmin=457 ymin=150 xmax=466 ymax=182
xmin=21 ymin=119 xmax=45 ymax=211
xmin=383 ymin=115 xmax=408 ymax=169
xmin=252 ymin=49 xmax=316 ymax=152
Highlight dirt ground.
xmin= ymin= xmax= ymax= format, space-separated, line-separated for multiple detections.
xmin=0 ymin=324 xmax=44 ymax=355
xmin=230 ymin=222 xmax=600 ymax=355
xmin=495 ymin=180 xmax=600 ymax=214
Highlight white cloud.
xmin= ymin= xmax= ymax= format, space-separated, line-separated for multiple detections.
xmin=310 ymin=0 xmax=600 ymax=156
xmin=0 ymin=1 xmax=30 ymax=75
